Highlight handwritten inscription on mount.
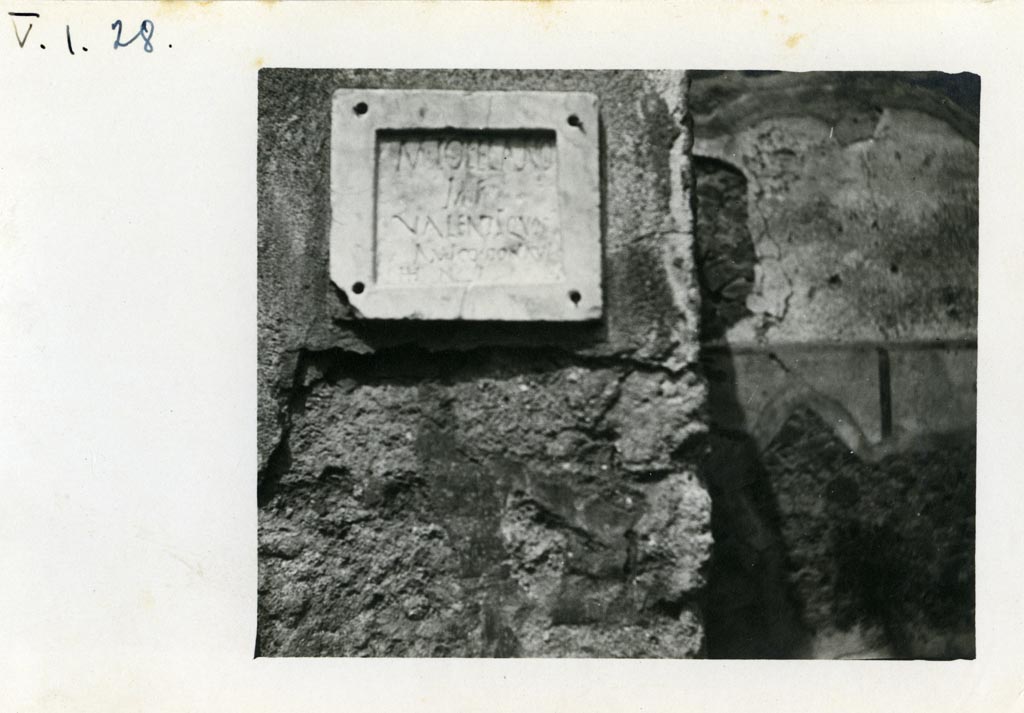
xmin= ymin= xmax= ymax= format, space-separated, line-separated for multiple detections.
xmin=375 ymin=130 xmax=564 ymax=286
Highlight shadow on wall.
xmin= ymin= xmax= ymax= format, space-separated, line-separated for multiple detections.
xmin=694 ymin=157 xmax=807 ymax=656
xmin=694 ymin=151 xmax=976 ymax=660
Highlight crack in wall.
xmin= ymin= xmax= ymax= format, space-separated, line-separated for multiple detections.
xmin=743 ymin=149 xmax=795 ymax=342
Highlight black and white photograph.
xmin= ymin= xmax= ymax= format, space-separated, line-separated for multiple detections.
xmin=257 ymin=69 xmax=978 ymax=659
xmin=7 ymin=1 xmax=1024 ymax=710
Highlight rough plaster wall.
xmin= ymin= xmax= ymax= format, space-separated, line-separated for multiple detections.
xmin=257 ymin=70 xmax=710 ymax=657
xmin=691 ymin=71 xmax=978 ymax=345
xmin=691 ymin=72 xmax=977 ymax=658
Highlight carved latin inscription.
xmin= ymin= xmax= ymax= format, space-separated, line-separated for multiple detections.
xmin=330 ymin=89 xmax=601 ymax=321
xmin=375 ymin=130 xmax=563 ymax=286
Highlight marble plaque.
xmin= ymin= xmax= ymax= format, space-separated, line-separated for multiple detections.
xmin=330 ymin=90 xmax=601 ymax=320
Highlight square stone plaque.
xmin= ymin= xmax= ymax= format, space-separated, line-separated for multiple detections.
xmin=330 ymin=89 xmax=601 ymax=320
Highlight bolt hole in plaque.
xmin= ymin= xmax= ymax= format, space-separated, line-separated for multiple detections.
xmin=330 ymin=90 xmax=601 ymax=320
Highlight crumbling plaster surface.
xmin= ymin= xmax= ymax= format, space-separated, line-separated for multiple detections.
xmin=691 ymin=72 xmax=977 ymax=659
xmin=690 ymin=71 xmax=978 ymax=462
xmin=691 ymin=72 xmax=978 ymax=347
xmin=257 ymin=70 xmax=711 ymax=657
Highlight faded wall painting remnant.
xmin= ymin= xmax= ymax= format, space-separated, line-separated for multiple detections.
xmin=692 ymin=71 xmax=977 ymax=659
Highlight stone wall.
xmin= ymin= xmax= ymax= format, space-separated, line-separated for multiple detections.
xmin=257 ymin=69 xmax=977 ymax=659
xmin=256 ymin=70 xmax=710 ymax=657
xmin=691 ymin=71 xmax=978 ymax=658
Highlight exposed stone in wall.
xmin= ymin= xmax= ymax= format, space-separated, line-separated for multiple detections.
xmin=258 ymin=70 xmax=709 ymax=657
xmin=703 ymin=408 xmax=975 ymax=660
xmin=764 ymin=409 xmax=974 ymax=658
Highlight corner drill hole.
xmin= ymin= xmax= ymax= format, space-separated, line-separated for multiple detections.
xmin=569 ymin=289 xmax=581 ymax=305
xmin=352 ymin=282 xmax=366 ymax=294
xmin=353 ymin=102 xmax=369 ymax=116
xmin=567 ymin=114 xmax=582 ymax=129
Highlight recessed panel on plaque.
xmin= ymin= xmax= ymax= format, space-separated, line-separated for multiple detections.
xmin=330 ymin=90 xmax=602 ymax=321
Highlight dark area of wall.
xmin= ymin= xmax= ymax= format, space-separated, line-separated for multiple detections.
xmin=257 ymin=70 xmax=710 ymax=657
xmin=764 ymin=408 xmax=974 ymax=658
xmin=691 ymin=71 xmax=977 ymax=659
xmin=693 ymin=156 xmax=755 ymax=341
